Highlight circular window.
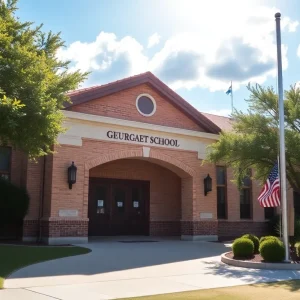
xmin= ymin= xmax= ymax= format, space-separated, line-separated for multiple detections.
xmin=136 ymin=94 xmax=156 ymax=117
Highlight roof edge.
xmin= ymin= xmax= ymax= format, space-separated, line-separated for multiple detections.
xmin=65 ymin=72 xmax=221 ymax=134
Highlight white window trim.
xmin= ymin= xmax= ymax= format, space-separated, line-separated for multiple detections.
xmin=136 ymin=94 xmax=156 ymax=117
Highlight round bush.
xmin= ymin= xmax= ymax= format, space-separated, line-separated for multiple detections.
xmin=232 ymin=237 xmax=254 ymax=258
xmin=259 ymin=239 xmax=285 ymax=262
xmin=259 ymin=236 xmax=280 ymax=245
xmin=242 ymin=234 xmax=259 ymax=254
xmin=0 ymin=178 xmax=30 ymax=225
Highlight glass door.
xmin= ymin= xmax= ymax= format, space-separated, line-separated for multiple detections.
xmin=88 ymin=179 xmax=110 ymax=236
xmin=111 ymin=184 xmax=128 ymax=235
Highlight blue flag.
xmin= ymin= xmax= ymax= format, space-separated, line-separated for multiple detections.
xmin=226 ymin=85 xmax=232 ymax=95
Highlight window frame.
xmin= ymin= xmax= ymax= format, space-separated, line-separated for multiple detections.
xmin=0 ymin=146 xmax=12 ymax=181
xmin=216 ymin=166 xmax=227 ymax=219
xmin=136 ymin=94 xmax=157 ymax=117
xmin=240 ymin=171 xmax=252 ymax=220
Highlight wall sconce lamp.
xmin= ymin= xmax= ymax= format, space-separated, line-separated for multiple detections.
xmin=68 ymin=161 xmax=77 ymax=189
xmin=204 ymin=174 xmax=212 ymax=196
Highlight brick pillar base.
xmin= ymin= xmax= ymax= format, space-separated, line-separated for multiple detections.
xmin=23 ymin=219 xmax=89 ymax=245
xmin=23 ymin=219 xmax=39 ymax=242
xmin=149 ymin=221 xmax=180 ymax=236
xmin=181 ymin=221 xmax=218 ymax=241
xmin=42 ymin=218 xmax=89 ymax=245
xmin=218 ymin=221 xmax=269 ymax=240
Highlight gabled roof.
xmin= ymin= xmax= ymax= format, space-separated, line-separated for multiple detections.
xmin=65 ymin=72 xmax=221 ymax=134
xmin=201 ymin=113 xmax=233 ymax=131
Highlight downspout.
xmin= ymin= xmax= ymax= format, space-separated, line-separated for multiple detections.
xmin=37 ymin=154 xmax=46 ymax=243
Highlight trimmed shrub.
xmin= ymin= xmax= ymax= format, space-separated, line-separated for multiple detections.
xmin=0 ymin=178 xmax=30 ymax=225
xmin=260 ymin=239 xmax=285 ymax=262
xmin=259 ymin=236 xmax=280 ymax=245
xmin=295 ymin=242 xmax=300 ymax=258
xmin=232 ymin=237 xmax=254 ymax=258
xmin=242 ymin=234 xmax=259 ymax=254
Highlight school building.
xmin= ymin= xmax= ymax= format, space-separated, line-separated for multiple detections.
xmin=0 ymin=72 xmax=292 ymax=244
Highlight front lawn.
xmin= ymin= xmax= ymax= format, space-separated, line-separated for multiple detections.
xmin=120 ymin=280 xmax=300 ymax=300
xmin=0 ymin=244 xmax=91 ymax=288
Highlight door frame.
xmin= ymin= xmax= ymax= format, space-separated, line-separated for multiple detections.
xmin=88 ymin=177 xmax=150 ymax=235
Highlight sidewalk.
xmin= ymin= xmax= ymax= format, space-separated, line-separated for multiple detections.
xmin=3 ymin=240 xmax=300 ymax=299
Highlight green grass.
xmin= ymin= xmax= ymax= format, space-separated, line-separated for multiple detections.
xmin=0 ymin=244 xmax=91 ymax=289
xmin=120 ymin=280 xmax=300 ymax=300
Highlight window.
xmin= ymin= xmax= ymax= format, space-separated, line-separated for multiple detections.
xmin=240 ymin=173 xmax=252 ymax=219
xmin=217 ymin=166 xmax=227 ymax=219
xmin=136 ymin=94 xmax=156 ymax=116
xmin=0 ymin=147 xmax=11 ymax=180
xmin=264 ymin=207 xmax=276 ymax=219
xmin=294 ymin=191 xmax=300 ymax=217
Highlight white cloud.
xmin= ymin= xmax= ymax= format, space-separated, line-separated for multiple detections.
xmin=147 ymin=33 xmax=161 ymax=48
xmin=287 ymin=20 xmax=299 ymax=32
xmin=148 ymin=4 xmax=293 ymax=92
xmin=57 ymin=32 xmax=148 ymax=86
xmin=203 ymin=109 xmax=232 ymax=117
xmin=57 ymin=2 xmax=298 ymax=91
xmin=298 ymin=45 xmax=300 ymax=57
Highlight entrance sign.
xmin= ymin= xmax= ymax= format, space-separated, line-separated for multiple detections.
xmin=107 ymin=130 xmax=180 ymax=148
xmin=60 ymin=113 xmax=211 ymax=159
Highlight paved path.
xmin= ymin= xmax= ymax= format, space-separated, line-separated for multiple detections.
xmin=3 ymin=238 xmax=300 ymax=299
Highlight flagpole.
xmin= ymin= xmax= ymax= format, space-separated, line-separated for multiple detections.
xmin=277 ymin=155 xmax=282 ymax=239
xmin=275 ymin=12 xmax=289 ymax=261
xmin=231 ymin=81 xmax=233 ymax=114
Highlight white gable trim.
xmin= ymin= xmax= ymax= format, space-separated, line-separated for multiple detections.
xmin=62 ymin=110 xmax=219 ymax=140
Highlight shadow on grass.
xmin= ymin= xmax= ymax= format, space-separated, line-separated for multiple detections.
xmin=257 ymin=279 xmax=300 ymax=292
xmin=0 ymin=245 xmax=91 ymax=289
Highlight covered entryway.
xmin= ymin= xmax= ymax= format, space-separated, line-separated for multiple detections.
xmin=86 ymin=153 xmax=192 ymax=237
xmin=88 ymin=178 xmax=150 ymax=236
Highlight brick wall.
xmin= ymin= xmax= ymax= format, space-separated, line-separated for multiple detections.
xmin=67 ymin=83 xmax=204 ymax=132
xmin=181 ymin=221 xmax=218 ymax=236
xmin=25 ymin=158 xmax=44 ymax=219
xmin=150 ymin=221 xmax=181 ymax=236
xmin=218 ymin=221 xmax=269 ymax=240
xmin=10 ymin=149 xmax=27 ymax=187
xmin=23 ymin=220 xmax=39 ymax=238
xmin=42 ymin=219 xmax=89 ymax=238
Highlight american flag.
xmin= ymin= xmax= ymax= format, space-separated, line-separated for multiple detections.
xmin=258 ymin=163 xmax=280 ymax=207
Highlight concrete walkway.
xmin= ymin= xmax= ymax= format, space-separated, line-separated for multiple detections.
xmin=3 ymin=238 xmax=300 ymax=299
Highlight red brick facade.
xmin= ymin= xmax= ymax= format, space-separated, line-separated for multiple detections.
xmin=3 ymin=73 xmax=290 ymax=244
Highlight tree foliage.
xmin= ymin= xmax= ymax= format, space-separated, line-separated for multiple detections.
xmin=0 ymin=0 xmax=88 ymax=157
xmin=206 ymin=83 xmax=300 ymax=192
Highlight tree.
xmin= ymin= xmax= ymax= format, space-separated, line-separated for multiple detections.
xmin=0 ymin=0 xmax=87 ymax=158
xmin=206 ymin=83 xmax=300 ymax=193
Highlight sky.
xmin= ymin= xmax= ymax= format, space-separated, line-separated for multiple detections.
xmin=15 ymin=0 xmax=300 ymax=116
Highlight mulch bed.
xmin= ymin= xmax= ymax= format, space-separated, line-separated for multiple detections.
xmin=226 ymin=248 xmax=300 ymax=263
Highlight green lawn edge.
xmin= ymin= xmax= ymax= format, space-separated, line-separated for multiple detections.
xmin=118 ymin=280 xmax=300 ymax=300
xmin=0 ymin=245 xmax=91 ymax=289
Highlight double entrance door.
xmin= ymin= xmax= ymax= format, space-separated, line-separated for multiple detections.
xmin=88 ymin=178 xmax=150 ymax=236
